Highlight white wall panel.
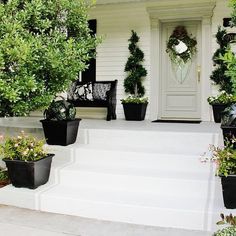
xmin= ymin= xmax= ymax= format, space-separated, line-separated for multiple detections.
xmin=88 ymin=0 xmax=231 ymax=120
xmin=89 ymin=3 xmax=151 ymax=119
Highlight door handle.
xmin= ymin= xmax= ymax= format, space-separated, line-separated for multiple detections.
xmin=197 ymin=66 xmax=201 ymax=83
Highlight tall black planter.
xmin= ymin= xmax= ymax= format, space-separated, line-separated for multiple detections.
xmin=221 ymin=125 xmax=236 ymax=146
xmin=212 ymin=104 xmax=229 ymax=123
xmin=40 ymin=119 xmax=81 ymax=146
xmin=122 ymin=103 xmax=148 ymax=121
xmin=221 ymin=175 xmax=236 ymax=209
xmin=3 ymin=154 xmax=54 ymax=189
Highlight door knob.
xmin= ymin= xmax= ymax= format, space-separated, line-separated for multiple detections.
xmin=197 ymin=66 xmax=201 ymax=83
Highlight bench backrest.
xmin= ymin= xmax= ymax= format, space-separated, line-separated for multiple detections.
xmin=67 ymin=80 xmax=117 ymax=101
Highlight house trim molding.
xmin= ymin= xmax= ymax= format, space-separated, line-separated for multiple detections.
xmin=147 ymin=1 xmax=216 ymax=121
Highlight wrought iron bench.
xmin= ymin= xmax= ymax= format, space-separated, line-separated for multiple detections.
xmin=67 ymin=80 xmax=117 ymax=121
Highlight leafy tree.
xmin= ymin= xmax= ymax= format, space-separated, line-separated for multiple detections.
xmin=0 ymin=0 xmax=99 ymax=116
xmin=124 ymin=30 xmax=147 ymax=97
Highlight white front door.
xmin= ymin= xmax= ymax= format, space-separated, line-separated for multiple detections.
xmin=159 ymin=21 xmax=201 ymax=120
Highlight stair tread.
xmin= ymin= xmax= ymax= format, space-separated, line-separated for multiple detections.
xmin=62 ymin=143 xmax=211 ymax=156
xmin=61 ymin=163 xmax=213 ymax=180
xmin=41 ymin=184 xmax=211 ymax=211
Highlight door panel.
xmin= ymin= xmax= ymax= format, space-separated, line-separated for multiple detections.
xmin=160 ymin=22 xmax=201 ymax=120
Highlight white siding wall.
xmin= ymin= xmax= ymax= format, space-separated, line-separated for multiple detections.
xmin=89 ymin=3 xmax=151 ymax=119
xmin=89 ymin=0 xmax=232 ymax=120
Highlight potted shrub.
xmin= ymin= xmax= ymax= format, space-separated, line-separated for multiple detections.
xmin=221 ymin=104 xmax=236 ymax=145
xmin=0 ymin=0 xmax=99 ymax=117
xmin=207 ymin=91 xmax=236 ymax=123
xmin=208 ymin=27 xmax=233 ymax=123
xmin=40 ymin=97 xmax=81 ymax=146
xmin=0 ymin=131 xmax=54 ymax=189
xmin=213 ymin=214 xmax=236 ymax=235
xmin=0 ymin=168 xmax=9 ymax=188
xmin=121 ymin=30 xmax=148 ymax=121
xmin=206 ymin=141 xmax=236 ymax=208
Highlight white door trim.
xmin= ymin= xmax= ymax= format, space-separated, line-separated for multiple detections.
xmin=147 ymin=1 xmax=216 ymax=121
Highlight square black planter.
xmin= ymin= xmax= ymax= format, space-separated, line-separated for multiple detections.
xmin=40 ymin=119 xmax=81 ymax=146
xmin=122 ymin=103 xmax=148 ymax=121
xmin=221 ymin=175 xmax=236 ymax=209
xmin=212 ymin=104 xmax=229 ymax=123
xmin=3 ymin=154 xmax=54 ymax=189
xmin=221 ymin=125 xmax=236 ymax=147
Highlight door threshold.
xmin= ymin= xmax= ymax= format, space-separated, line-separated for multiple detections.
xmin=152 ymin=119 xmax=201 ymax=124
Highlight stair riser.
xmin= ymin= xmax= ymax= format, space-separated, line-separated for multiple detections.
xmin=83 ymin=129 xmax=218 ymax=154
xmin=74 ymin=149 xmax=211 ymax=173
xmin=58 ymin=171 xmax=211 ymax=197
xmin=40 ymin=195 xmax=207 ymax=231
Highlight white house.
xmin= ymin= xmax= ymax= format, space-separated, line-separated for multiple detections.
xmin=87 ymin=0 xmax=232 ymax=121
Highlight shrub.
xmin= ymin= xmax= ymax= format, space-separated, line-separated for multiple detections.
xmin=44 ymin=97 xmax=76 ymax=121
xmin=123 ymin=30 xmax=147 ymax=98
xmin=0 ymin=0 xmax=99 ymax=116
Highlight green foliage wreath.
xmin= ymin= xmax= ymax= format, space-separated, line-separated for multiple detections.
xmin=166 ymin=26 xmax=197 ymax=64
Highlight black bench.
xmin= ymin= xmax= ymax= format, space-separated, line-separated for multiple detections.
xmin=67 ymin=80 xmax=117 ymax=121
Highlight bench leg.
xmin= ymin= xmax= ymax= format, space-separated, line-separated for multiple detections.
xmin=106 ymin=106 xmax=112 ymax=121
xmin=112 ymin=106 xmax=116 ymax=120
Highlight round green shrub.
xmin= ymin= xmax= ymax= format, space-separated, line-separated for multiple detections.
xmin=0 ymin=0 xmax=99 ymax=116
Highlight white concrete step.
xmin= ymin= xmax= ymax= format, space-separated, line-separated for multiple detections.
xmin=73 ymin=144 xmax=212 ymax=174
xmin=39 ymin=184 xmax=212 ymax=231
xmin=80 ymin=129 xmax=219 ymax=155
xmin=58 ymin=164 xmax=213 ymax=197
xmin=0 ymin=120 xmax=223 ymax=232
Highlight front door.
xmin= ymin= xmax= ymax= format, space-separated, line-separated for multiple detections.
xmin=159 ymin=21 xmax=201 ymax=120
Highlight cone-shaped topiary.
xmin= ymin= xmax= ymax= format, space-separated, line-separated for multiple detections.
xmin=123 ymin=30 xmax=147 ymax=98
xmin=210 ymin=26 xmax=232 ymax=94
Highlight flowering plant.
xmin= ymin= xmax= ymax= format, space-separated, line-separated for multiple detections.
xmin=214 ymin=214 xmax=236 ymax=236
xmin=201 ymin=140 xmax=236 ymax=177
xmin=0 ymin=168 xmax=8 ymax=181
xmin=0 ymin=131 xmax=47 ymax=162
xmin=207 ymin=91 xmax=236 ymax=105
xmin=121 ymin=95 xmax=148 ymax=104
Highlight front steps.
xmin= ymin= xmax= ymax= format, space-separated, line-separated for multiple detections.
xmin=0 ymin=119 xmax=232 ymax=232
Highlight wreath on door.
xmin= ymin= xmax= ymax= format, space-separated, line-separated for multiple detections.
xmin=166 ymin=26 xmax=197 ymax=65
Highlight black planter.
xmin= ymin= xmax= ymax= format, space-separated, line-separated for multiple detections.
xmin=40 ymin=118 xmax=81 ymax=146
xmin=221 ymin=175 xmax=236 ymax=209
xmin=122 ymin=103 xmax=148 ymax=121
xmin=212 ymin=104 xmax=229 ymax=123
xmin=3 ymin=154 xmax=54 ymax=189
xmin=221 ymin=125 xmax=236 ymax=147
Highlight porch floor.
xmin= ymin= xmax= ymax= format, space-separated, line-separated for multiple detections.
xmin=0 ymin=116 xmax=222 ymax=133
xmin=0 ymin=205 xmax=211 ymax=236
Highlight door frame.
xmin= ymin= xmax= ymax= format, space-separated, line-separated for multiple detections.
xmin=147 ymin=1 xmax=216 ymax=121
xmin=159 ymin=21 xmax=202 ymax=120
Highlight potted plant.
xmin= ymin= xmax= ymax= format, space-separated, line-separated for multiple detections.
xmin=0 ymin=131 xmax=54 ymax=189
xmin=221 ymin=104 xmax=236 ymax=145
xmin=213 ymin=214 xmax=236 ymax=235
xmin=208 ymin=27 xmax=233 ymax=123
xmin=206 ymin=141 xmax=236 ymax=208
xmin=40 ymin=97 xmax=81 ymax=146
xmin=0 ymin=0 xmax=99 ymax=117
xmin=121 ymin=30 xmax=148 ymax=121
xmin=0 ymin=168 xmax=9 ymax=188
xmin=207 ymin=91 xmax=236 ymax=123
